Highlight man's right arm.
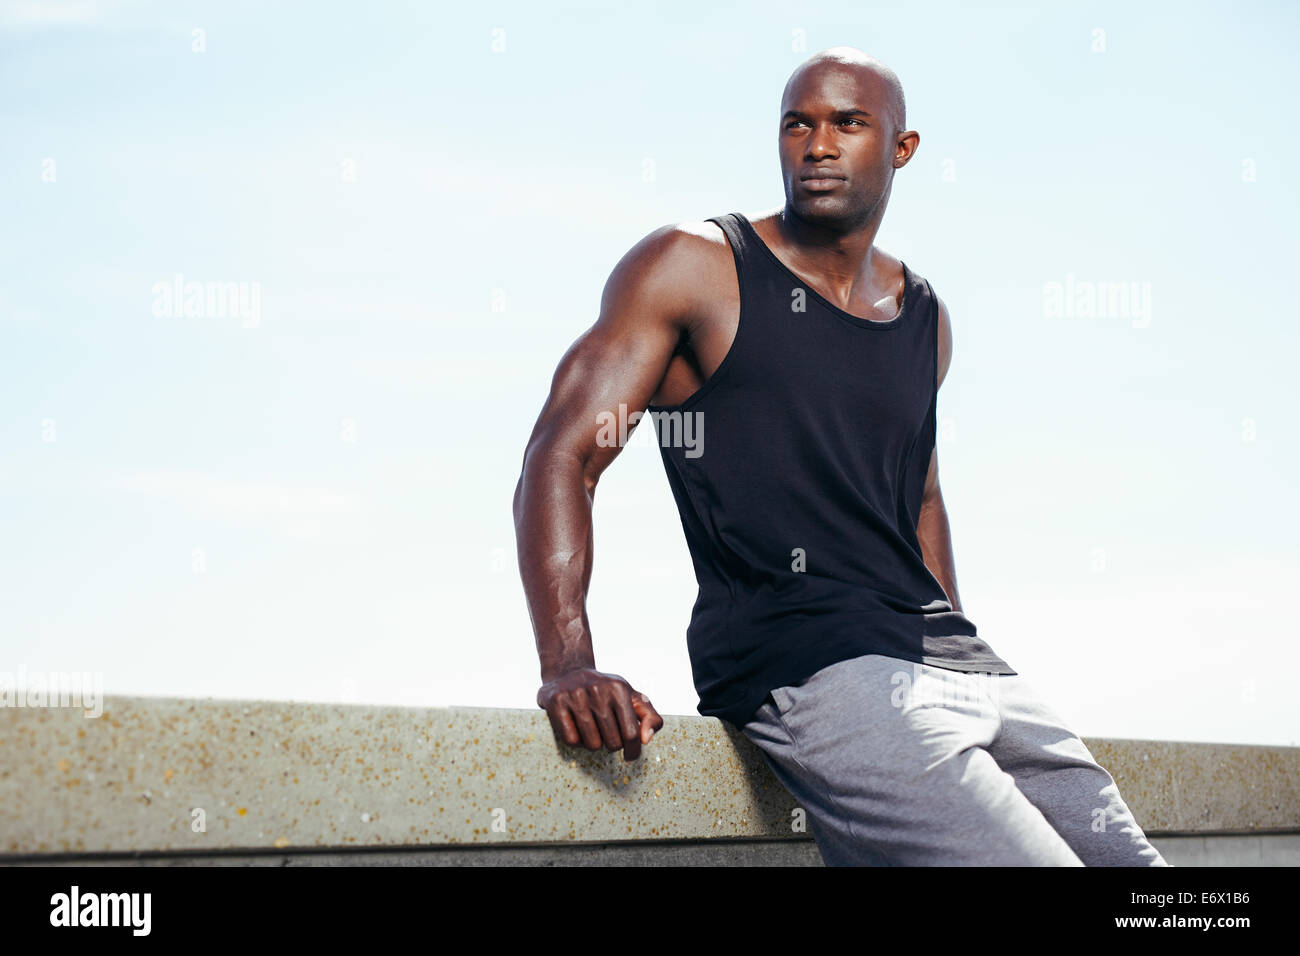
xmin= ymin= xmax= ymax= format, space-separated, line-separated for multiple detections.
xmin=512 ymin=222 xmax=705 ymax=762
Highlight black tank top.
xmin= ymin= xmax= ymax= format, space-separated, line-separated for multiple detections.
xmin=647 ymin=211 xmax=1015 ymax=727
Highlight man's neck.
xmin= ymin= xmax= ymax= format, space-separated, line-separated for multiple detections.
xmin=775 ymin=203 xmax=889 ymax=286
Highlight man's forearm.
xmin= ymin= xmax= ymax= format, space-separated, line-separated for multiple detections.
xmin=513 ymin=444 xmax=599 ymax=682
xmin=916 ymin=492 xmax=965 ymax=614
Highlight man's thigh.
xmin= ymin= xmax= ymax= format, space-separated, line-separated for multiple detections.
xmin=740 ymin=654 xmax=1085 ymax=866
xmin=985 ymin=673 xmax=1170 ymax=867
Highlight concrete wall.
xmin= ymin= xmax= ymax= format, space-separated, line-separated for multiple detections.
xmin=2 ymin=697 xmax=1296 ymax=865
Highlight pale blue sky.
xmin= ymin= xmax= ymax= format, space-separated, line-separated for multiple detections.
xmin=2 ymin=0 xmax=1296 ymax=745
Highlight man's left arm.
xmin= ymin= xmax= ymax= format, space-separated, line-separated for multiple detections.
xmin=916 ymin=294 xmax=966 ymax=613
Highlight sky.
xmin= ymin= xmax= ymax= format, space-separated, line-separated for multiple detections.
xmin=1 ymin=0 xmax=1297 ymax=746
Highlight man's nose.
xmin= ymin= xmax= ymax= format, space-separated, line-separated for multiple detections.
xmin=807 ymin=123 xmax=838 ymax=158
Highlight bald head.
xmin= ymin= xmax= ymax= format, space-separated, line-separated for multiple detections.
xmin=783 ymin=47 xmax=906 ymax=136
xmin=775 ymin=46 xmax=919 ymax=228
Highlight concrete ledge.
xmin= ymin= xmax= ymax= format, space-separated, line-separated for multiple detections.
xmin=10 ymin=835 xmax=1300 ymax=867
xmin=2 ymin=696 xmax=1297 ymax=859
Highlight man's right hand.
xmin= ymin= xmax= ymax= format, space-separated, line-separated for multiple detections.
xmin=537 ymin=668 xmax=664 ymax=762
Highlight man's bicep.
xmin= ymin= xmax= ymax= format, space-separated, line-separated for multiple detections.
xmin=921 ymin=444 xmax=940 ymax=503
xmin=521 ymin=226 xmax=694 ymax=488
xmin=922 ymin=291 xmax=955 ymax=503
xmin=935 ymin=293 xmax=954 ymax=389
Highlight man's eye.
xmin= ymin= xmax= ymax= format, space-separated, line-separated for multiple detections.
xmin=786 ymin=119 xmax=866 ymax=128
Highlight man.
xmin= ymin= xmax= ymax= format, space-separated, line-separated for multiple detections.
xmin=513 ymin=46 xmax=1168 ymax=866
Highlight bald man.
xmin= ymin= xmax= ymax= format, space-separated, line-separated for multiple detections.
xmin=513 ymin=47 xmax=1168 ymax=867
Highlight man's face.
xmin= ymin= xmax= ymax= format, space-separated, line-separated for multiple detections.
xmin=778 ymin=64 xmax=899 ymax=228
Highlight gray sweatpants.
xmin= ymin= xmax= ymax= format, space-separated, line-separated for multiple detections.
xmin=740 ymin=653 xmax=1170 ymax=866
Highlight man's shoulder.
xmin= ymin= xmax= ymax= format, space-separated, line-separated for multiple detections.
xmin=609 ymin=217 xmax=734 ymax=294
xmin=599 ymin=218 xmax=738 ymax=330
xmin=671 ymin=216 xmax=730 ymax=243
xmin=616 ymin=217 xmax=729 ymax=265
xmin=644 ymin=219 xmax=732 ymax=280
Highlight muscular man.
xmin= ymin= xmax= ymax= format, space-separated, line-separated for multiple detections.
xmin=513 ymin=46 xmax=1168 ymax=866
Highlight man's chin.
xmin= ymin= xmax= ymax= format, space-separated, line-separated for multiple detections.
xmin=788 ymin=196 xmax=855 ymax=229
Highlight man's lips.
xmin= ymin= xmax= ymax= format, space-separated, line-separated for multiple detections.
xmin=800 ymin=172 xmax=846 ymax=191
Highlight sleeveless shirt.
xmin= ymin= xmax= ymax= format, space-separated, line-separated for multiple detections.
xmin=647 ymin=211 xmax=1015 ymax=727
